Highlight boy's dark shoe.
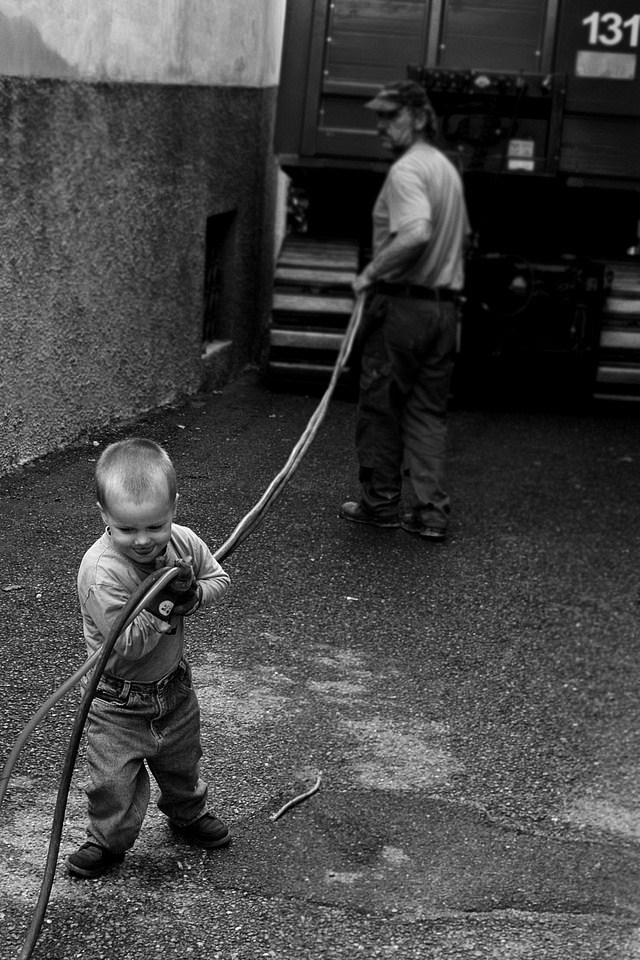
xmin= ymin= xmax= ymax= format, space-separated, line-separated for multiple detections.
xmin=170 ymin=812 xmax=231 ymax=849
xmin=400 ymin=513 xmax=446 ymax=542
xmin=65 ymin=842 xmax=125 ymax=879
xmin=340 ymin=501 xmax=400 ymax=528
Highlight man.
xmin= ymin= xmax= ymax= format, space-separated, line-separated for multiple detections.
xmin=340 ymin=80 xmax=470 ymax=541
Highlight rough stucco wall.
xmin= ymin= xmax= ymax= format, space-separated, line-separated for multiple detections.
xmin=0 ymin=78 xmax=277 ymax=474
xmin=0 ymin=0 xmax=286 ymax=86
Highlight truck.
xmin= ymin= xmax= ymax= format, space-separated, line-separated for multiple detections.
xmin=268 ymin=0 xmax=640 ymax=406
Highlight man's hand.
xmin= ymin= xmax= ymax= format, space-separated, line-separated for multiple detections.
xmin=354 ymin=222 xmax=430 ymax=298
xmin=352 ymin=265 xmax=375 ymax=297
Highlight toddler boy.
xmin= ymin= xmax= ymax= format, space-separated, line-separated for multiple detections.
xmin=66 ymin=437 xmax=231 ymax=879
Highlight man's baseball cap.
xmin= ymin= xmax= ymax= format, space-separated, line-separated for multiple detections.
xmin=364 ymin=80 xmax=429 ymax=113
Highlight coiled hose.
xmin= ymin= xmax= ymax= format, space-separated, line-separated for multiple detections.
xmin=1 ymin=293 xmax=364 ymax=960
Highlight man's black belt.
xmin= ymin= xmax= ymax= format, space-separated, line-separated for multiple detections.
xmin=373 ymin=281 xmax=458 ymax=301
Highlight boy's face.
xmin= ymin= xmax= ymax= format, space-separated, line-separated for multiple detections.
xmin=99 ymin=491 xmax=177 ymax=565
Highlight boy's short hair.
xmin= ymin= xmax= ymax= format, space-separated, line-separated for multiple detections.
xmin=96 ymin=438 xmax=177 ymax=509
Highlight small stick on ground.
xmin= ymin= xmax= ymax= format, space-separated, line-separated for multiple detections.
xmin=270 ymin=774 xmax=322 ymax=822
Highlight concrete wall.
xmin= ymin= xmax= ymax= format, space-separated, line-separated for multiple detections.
xmin=0 ymin=0 xmax=285 ymax=85
xmin=0 ymin=0 xmax=286 ymax=475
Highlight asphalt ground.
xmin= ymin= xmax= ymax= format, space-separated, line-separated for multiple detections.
xmin=1 ymin=370 xmax=640 ymax=960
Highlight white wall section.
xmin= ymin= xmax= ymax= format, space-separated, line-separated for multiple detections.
xmin=0 ymin=0 xmax=286 ymax=85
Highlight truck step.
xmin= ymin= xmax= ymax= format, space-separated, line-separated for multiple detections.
xmin=267 ymin=236 xmax=359 ymax=392
xmin=596 ymin=259 xmax=640 ymax=400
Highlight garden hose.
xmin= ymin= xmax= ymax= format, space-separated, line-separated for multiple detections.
xmin=2 ymin=292 xmax=364 ymax=959
xmin=0 ymin=650 xmax=101 ymax=810
xmin=1 ymin=293 xmax=364 ymax=808
xmin=213 ymin=292 xmax=364 ymax=561
xmin=16 ymin=566 xmax=180 ymax=960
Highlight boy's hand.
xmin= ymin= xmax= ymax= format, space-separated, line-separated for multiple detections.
xmin=172 ymin=583 xmax=203 ymax=617
xmin=155 ymin=556 xmax=196 ymax=590
xmin=172 ymin=557 xmax=196 ymax=590
xmin=144 ymin=558 xmax=199 ymax=621
xmin=144 ymin=581 xmax=200 ymax=621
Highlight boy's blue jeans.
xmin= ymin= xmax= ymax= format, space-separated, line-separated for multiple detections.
xmin=84 ymin=660 xmax=208 ymax=853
